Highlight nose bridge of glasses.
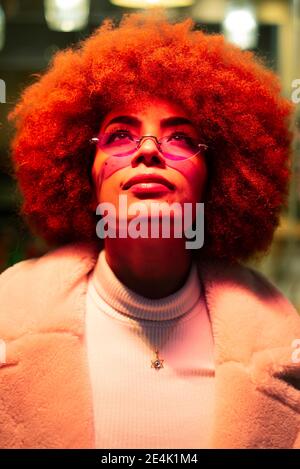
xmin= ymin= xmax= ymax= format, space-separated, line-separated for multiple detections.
xmin=137 ymin=135 xmax=161 ymax=150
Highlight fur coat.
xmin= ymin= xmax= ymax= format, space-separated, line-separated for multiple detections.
xmin=0 ymin=242 xmax=300 ymax=448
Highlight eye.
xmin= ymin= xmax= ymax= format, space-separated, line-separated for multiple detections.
xmin=167 ymin=131 xmax=196 ymax=147
xmin=105 ymin=128 xmax=134 ymax=144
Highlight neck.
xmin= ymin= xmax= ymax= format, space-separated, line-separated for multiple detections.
xmin=99 ymin=237 xmax=193 ymax=299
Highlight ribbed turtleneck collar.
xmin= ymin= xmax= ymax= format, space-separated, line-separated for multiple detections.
xmin=90 ymin=249 xmax=201 ymax=322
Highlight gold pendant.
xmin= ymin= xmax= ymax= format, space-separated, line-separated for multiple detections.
xmin=151 ymin=349 xmax=164 ymax=370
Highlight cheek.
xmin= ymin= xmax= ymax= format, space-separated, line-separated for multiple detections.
xmin=192 ymin=161 xmax=207 ymax=198
xmin=92 ymin=153 xmax=133 ymax=193
xmin=92 ymin=153 xmax=132 ymax=199
xmin=167 ymin=158 xmax=207 ymax=200
xmin=92 ymin=155 xmax=126 ymax=205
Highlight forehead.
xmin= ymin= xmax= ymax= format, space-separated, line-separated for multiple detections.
xmin=100 ymin=97 xmax=193 ymax=129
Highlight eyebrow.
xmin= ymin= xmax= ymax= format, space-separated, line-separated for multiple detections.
xmin=104 ymin=115 xmax=195 ymax=131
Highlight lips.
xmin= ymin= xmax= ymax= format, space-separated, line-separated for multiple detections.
xmin=123 ymin=174 xmax=175 ymax=191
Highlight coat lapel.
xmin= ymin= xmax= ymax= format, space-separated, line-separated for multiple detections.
xmin=0 ymin=242 xmax=98 ymax=448
xmin=196 ymin=258 xmax=300 ymax=448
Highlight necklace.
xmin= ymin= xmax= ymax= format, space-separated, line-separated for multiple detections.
xmin=151 ymin=349 xmax=165 ymax=371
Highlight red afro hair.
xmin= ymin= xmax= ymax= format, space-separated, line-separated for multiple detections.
xmin=8 ymin=9 xmax=295 ymax=264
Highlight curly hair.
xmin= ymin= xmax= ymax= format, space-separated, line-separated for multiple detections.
xmin=8 ymin=8 xmax=295 ymax=264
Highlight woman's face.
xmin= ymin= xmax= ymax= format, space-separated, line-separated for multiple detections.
xmin=91 ymin=97 xmax=207 ymax=223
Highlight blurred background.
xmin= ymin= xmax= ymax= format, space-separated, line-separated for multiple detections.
xmin=0 ymin=0 xmax=299 ymax=311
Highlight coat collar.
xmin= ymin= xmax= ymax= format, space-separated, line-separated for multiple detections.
xmin=2 ymin=242 xmax=300 ymax=448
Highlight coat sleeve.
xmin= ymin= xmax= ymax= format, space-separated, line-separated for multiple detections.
xmin=249 ymin=266 xmax=300 ymax=448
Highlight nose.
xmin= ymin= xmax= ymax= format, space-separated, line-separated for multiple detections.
xmin=130 ymin=136 xmax=166 ymax=168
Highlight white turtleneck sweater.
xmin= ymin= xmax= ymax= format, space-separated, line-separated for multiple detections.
xmin=85 ymin=249 xmax=215 ymax=449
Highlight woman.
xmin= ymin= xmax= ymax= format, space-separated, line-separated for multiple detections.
xmin=1 ymin=9 xmax=300 ymax=449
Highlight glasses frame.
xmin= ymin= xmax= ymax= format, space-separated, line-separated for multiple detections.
xmin=90 ymin=133 xmax=208 ymax=160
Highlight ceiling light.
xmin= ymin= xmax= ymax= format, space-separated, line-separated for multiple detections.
xmin=44 ymin=0 xmax=90 ymax=32
xmin=222 ymin=3 xmax=258 ymax=50
xmin=109 ymin=0 xmax=194 ymax=8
